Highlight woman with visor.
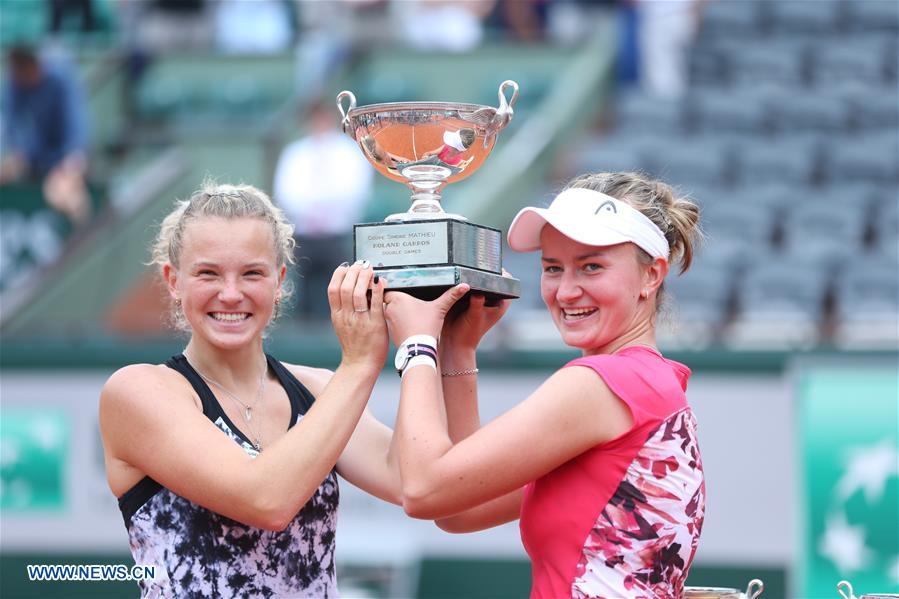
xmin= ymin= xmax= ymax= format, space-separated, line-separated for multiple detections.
xmin=383 ymin=172 xmax=706 ymax=597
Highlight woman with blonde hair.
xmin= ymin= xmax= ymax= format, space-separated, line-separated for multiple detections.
xmin=384 ymin=172 xmax=706 ymax=597
xmin=100 ymin=181 xmax=395 ymax=597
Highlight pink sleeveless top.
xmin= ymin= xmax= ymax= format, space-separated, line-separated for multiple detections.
xmin=519 ymin=346 xmax=705 ymax=598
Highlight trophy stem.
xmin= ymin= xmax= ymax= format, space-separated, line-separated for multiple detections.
xmin=410 ymin=194 xmax=443 ymax=214
xmin=384 ymin=164 xmax=467 ymax=221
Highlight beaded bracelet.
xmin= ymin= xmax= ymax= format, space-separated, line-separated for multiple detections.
xmin=441 ymin=367 xmax=479 ymax=378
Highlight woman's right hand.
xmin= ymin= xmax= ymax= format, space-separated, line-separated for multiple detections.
xmin=328 ymin=261 xmax=388 ymax=370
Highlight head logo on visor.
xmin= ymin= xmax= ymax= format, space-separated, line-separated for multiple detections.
xmin=507 ymin=188 xmax=670 ymax=259
xmin=596 ymin=200 xmax=617 ymax=215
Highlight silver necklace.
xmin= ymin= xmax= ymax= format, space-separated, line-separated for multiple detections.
xmin=185 ymin=353 xmax=267 ymax=451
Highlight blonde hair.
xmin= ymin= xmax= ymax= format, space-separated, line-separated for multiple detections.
xmin=563 ymin=172 xmax=702 ymax=274
xmin=150 ymin=179 xmax=295 ymax=331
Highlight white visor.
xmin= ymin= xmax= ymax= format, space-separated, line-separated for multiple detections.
xmin=507 ymin=188 xmax=670 ymax=259
xmin=443 ymin=130 xmax=466 ymax=152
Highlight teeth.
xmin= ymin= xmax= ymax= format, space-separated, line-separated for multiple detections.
xmin=562 ymin=308 xmax=597 ymax=320
xmin=211 ymin=313 xmax=249 ymax=322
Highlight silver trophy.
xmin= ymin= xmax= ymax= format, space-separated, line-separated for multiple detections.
xmin=838 ymin=580 xmax=899 ymax=599
xmin=337 ymin=81 xmax=521 ymax=300
xmin=685 ymin=579 xmax=764 ymax=599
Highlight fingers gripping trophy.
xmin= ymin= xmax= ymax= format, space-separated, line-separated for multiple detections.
xmin=337 ymin=81 xmax=521 ymax=300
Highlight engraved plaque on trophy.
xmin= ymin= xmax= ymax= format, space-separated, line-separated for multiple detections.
xmin=337 ymin=81 xmax=521 ymax=300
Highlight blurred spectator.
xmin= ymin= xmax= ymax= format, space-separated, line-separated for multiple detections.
xmin=111 ymin=0 xmax=212 ymax=127
xmin=213 ymin=0 xmax=295 ymax=54
xmin=132 ymin=0 xmax=213 ymax=52
xmin=273 ymin=100 xmax=373 ymax=319
xmin=490 ymin=0 xmax=550 ymax=43
xmin=1 ymin=45 xmax=91 ymax=226
xmin=294 ymin=1 xmax=389 ymax=100
xmin=542 ymin=0 xmax=619 ymax=46
xmin=636 ymin=0 xmax=704 ymax=97
xmin=395 ymin=0 xmax=495 ymax=52
xmin=49 ymin=0 xmax=96 ymax=33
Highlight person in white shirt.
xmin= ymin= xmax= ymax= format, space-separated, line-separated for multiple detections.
xmin=273 ymin=100 xmax=374 ymax=319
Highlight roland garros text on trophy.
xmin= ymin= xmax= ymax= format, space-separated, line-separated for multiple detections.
xmin=336 ymin=81 xmax=521 ymax=300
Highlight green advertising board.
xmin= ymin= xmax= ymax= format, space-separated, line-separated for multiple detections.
xmin=0 ymin=408 xmax=68 ymax=511
xmin=799 ymin=365 xmax=899 ymax=598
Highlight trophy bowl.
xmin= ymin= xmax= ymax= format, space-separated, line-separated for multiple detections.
xmin=337 ymin=81 xmax=521 ymax=300
xmin=338 ymin=80 xmax=518 ymax=221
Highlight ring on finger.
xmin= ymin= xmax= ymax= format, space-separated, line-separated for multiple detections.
xmin=354 ymin=307 xmax=367 ymax=312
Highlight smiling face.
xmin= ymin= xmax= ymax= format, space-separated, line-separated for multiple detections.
xmin=539 ymin=225 xmax=664 ymax=355
xmin=164 ymin=216 xmax=286 ymax=350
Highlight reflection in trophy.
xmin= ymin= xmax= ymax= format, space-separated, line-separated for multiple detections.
xmin=337 ymin=81 xmax=521 ymax=299
xmin=359 ymin=128 xmax=476 ymax=182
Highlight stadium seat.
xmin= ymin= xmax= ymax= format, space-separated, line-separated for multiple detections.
xmin=736 ymin=138 xmax=821 ymax=186
xmin=722 ymin=183 xmax=796 ymax=216
xmin=688 ymin=47 xmax=728 ymax=87
xmin=135 ymin=76 xmax=192 ymax=121
xmin=0 ymin=210 xmax=66 ymax=293
xmin=823 ymin=133 xmax=899 ymax=184
xmin=870 ymin=190 xmax=899 ymax=253
xmin=782 ymin=196 xmax=871 ymax=275
xmin=697 ymin=1 xmax=764 ymax=38
xmin=681 ymin=183 xmax=726 ymax=208
xmin=767 ymin=0 xmax=843 ymax=34
xmin=809 ymin=38 xmax=895 ymax=87
xmin=810 ymin=183 xmax=879 ymax=206
xmin=643 ymin=137 xmax=735 ymax=188
xmin=566 ymin=135 xmax=654 ymax=177
xmin=688 ymin=88 xmax=769 ymax=134
xmin=728 ymin=43 xmax=807 ymax=87
xmin=845 ymin=87 xmax=899 ymax=130
xmin=664 ymin=259 xmax=733 ymax=348
xmin=612 ymin=92 xmax=687 ymax=136
xmin=702 ymin=200 xmax=778 ymax=261
xmin=845 ymin=0 xmax=899 ymax=32
xmin=833 ymin=251 xmax=899 ymax=349
xmin=217 ymin=75 xmax=272 ymax=117
xmin=767 ymin=92 xmax=849 ymax=134
xmin=726 ymin=254 xmax=830 ymax=348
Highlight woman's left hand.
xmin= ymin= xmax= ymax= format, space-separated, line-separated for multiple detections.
xmin=441 ymin=292 xmax=510 ymax=353
xmin=383 ymin=284 xmax=470 ymax=346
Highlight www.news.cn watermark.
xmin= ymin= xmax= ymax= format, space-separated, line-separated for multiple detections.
xmin=27 ymin=564 xmax=156 ymax=582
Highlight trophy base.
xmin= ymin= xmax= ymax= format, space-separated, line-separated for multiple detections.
xmin=353 ymin=218 xmax=519 ymax=300
xmin=354 ymin=219 xmax=503 ymax=273
xmin=375 ymin=265 xmax=520 ymax=300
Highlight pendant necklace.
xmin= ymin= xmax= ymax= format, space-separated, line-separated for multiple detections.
xmin=185 ymin=353 xmax=267 ymax=451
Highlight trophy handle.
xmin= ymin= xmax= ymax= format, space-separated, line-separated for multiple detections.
xmin=480 ymin=80 xmax=519 ymax=148
xmin=336 ymin=90 xmax=357 ymax=138
xmin=837 ymin=581 xmax=855 ymax=599
xmin=745 ymin=579 xmax=764 ymax=599
xmin=492 ymin=80 xmax=518 ymax=130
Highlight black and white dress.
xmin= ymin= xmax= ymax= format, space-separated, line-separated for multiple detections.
xmin=117 ymin=354 xmax=339 ymax=598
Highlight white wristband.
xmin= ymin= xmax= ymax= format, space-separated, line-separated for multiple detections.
xmin=401 ymin=355 xmax=437 ymax=378
xmin=399 ymin=334 xmax=438 ymax=349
